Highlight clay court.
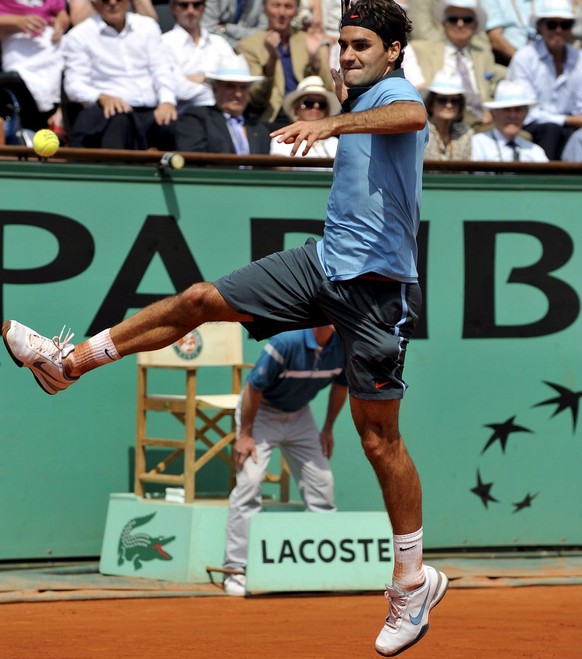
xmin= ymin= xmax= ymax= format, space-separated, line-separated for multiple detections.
xmin=1 ymin=560 xmax=580 ymax=659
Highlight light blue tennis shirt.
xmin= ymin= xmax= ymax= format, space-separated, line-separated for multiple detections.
xmin=316 ymin=69 xmax=428 ymax=283
xmin=248 ymin=329 xmax=347 ymax=412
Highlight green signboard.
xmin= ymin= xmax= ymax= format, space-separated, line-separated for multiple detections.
xmin=0 ymin=161 xmax=581 ymax=559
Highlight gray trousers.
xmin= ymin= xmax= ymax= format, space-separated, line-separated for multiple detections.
xmin=223 ymin=399 xmax=336 ymax=571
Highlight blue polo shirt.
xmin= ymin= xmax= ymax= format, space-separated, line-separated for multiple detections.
xmin=247 ymin=329 xmax=347 ymax=412
xmin=317 ymin=69 xmax=428 ymax=283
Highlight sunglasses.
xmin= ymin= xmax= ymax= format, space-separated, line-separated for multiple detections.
xmin=299 ymin=98 xmax=328 ymax=111
xmin=543 ymin=19 xmax=574 ymax=30
xmin=175 ymin=0 xmax=205 ymax=8
xmin=446 ymin=15 xmax=475 ymax=25
xmin=434 ymin=96 xmax=462 ymax=106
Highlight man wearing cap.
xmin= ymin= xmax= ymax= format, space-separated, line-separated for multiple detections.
xmin=174 ymin=53 xmax=271 ymax=152
xmin=411 ymin=0 xmax=505 ymax=129
xmin=236 ymin=0 xmax=334 ymax=128
xmin=507 ymin=0 xmax=582 ymax=160
xmin=222 ymin=325 xmax=347 ymax=596
xmin=471 ymin=79 xmax=549 ymax=162
xmin=162 ymin=0 xmax=237 ymax=110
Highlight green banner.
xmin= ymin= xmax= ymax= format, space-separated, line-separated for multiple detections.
xmin=1 ymin=162 xmax=581 ymax=559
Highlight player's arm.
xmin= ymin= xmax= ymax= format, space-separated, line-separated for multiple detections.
xmin=271 ymin=99 xmax=427 ymax=156
xmin=235 ymin=381 xmax=262 ymax=468
xmin=320 ymin=382 xmax=348 ymax=459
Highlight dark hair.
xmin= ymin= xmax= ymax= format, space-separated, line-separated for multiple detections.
xmin=425 ymin=91 xmax=466 ymax=123
xmin=339 ymin=0 xmax=412 ymax=68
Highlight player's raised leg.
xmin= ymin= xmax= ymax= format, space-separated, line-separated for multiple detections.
xmin=349 ymin=397 xmax=448 ymax=656
xmin=2 ymin=282 xmax=252 ymax=395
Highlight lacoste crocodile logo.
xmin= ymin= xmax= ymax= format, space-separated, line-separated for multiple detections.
xmin=117 ymin=513 xmax=175 ymax=570
xmin=409 ymin=590 xmax=430 ymax=626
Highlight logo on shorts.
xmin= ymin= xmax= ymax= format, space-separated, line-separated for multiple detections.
xmin=375 ymin=381 xmax=390 ymax=389
xmin=172 ymin=329 xmax=203 ymax=360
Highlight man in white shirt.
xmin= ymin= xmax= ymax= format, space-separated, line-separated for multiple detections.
xmin=472 ymin=79 xmax=549 ymax=162
xmin=162 ymin=0 xmax=237 ymax=110
xmin=507 ymin=0 xmax=582 ymax=160
xmin=411 ymin=0 xmax=506 ymax=129
xmin=62 ymin=0 xmax=177 ymax=149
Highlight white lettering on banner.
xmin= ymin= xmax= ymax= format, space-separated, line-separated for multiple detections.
xmin=261 ymin=537 xmax=392 ymax=564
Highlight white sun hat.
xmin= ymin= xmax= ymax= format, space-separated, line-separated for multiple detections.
xmin=531 ymin=0 xmax=575 ymax=25
xmin=433 ymin=0 xmax=487 ymax=33
xmin=282 ymin=76 xmax=342 ymax=119
xmin=206 ymin=54 xmax=264 ymax=83
xmin=483 ymin=80 xmax=538 ymax=109
xmin=427 ymin=70 xmax=465 ymax=95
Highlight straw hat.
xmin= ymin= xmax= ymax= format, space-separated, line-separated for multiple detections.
xmin=282 ymin=76 xmax=341 ymax=119
xmin=206 ymin=54 xmax=264 ymax=83
xmin=483 ymin=80 xmax=538 ymax=109
xmin=433 ymin=0 xmax=487 ymax=33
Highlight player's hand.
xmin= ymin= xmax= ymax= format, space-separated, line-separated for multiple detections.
xmin=233 ymin=433 xmax=258 ymax=469
xmin=154 ymin=102 xmax=177 ymax=125
xmin=331 ymin=68 xmax=348 ymax=105
xmin=270 ymin=118 xmax=336 ymax=156
xmin=98 ymin=94 xmax=133 ymax=119
xmin=320 ymin=428 xmax=334 ymax=459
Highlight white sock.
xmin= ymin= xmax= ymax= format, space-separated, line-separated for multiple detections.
xmin=392 ymin=527 xmax=424 ymax=591
xmin=69 ymin=328 xmax=121 ymax=374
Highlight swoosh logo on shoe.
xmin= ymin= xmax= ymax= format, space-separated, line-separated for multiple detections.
xmin=409 ymin=590 xmax=430 ymax=626
xmin=33 ymin=361 xmax=75 ymax=385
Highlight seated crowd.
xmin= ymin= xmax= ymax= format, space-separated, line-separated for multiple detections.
xmin=0 ymin=0 xmax=581 ymax=162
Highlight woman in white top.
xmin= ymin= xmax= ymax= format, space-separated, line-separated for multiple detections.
xmin=270 ymin=75 xmax=340 ymax=164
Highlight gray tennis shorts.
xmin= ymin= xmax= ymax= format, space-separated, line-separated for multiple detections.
xmin=213 ymin=238 xmax=421 ymax=400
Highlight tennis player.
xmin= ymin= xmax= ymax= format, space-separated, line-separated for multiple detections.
xmin=3 ymin=0 xmax=447 ymax=654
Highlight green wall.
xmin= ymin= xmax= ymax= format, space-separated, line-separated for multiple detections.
xmin=0 ymin=162 xmax=581 ymax=559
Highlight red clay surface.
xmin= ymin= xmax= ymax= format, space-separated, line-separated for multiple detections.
xmin=1 ymin=586 xmax=579 ymax=659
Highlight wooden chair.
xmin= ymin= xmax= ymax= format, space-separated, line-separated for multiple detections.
xmin=134 ymin=322 xmax=290 ymax=503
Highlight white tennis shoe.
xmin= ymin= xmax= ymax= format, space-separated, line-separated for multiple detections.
xmin=375 ymin=564 xmax=448 ymax=656
xmin=2 ymin=320 xmax=78 ymax=395
xmin=223 ymin=573 xmax=248 ymax=597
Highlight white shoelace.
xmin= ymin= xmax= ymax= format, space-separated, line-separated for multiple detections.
xmin=29 ymin=325 xmax=75 ymax=361
xmin=384 ymin=586 xmax=408 ymax=630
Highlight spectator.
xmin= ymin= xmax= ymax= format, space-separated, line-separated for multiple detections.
xmin=201 ymin=0 xmax=268 ymax=47
xmin=62 ymin=0 xmax=177 ymax=150
xmin=0 ymin=0 xmax=70 ymax=133
xmin=472 ymin=79 xmax=549 ymax=162
xmin=236 ymin=0 xmax=334 ymax=128
xmin=68 ymin=0 xmax=158 ymax=26
xmin=270 ymin=75 xmax=340 ymax=162
xmin=507 ymin=0 xmax=582 ymax=160
xmin=480 ymin=0 xmax=537 ymax=66
xmin=412 ymin=0 xmax=505 ymax=130
xmin=174 ymin=53 xmax=271 ymax=153
xmin=222 ymin=326 xmax=347 ymax=597
xmin=162 ymin=0 xmax=237 ymax=110
xmin=407 ymin=0 xmax=490 ymax=49
xmin=424 ymin=69 xmax=473 ymax=160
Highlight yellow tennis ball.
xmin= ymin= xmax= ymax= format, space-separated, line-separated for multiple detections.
xmin=33 ymin=129 xmax=60 ymax=157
